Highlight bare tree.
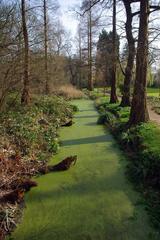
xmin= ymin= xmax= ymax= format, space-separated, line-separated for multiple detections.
xmin=120 ymin=0 xmax=136 ymax=107
xmin=43 ymin=0 xmax=49 ymax=94
xmin=88 ymin=0 xmax=94 ymax=91
xmin=110 ymin=0 xmax=118 ymax=103
xmin=21 ymin=0 xmax=30 ymax=104
xmin=77 ymin=24 xmax=82 ymax=88
xmin=0 ymin=2 xmax=22 ymax=110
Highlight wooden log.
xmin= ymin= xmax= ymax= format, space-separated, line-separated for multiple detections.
xmin=15 ymin=179 xmax=38 ymax=192
xmin=48 ymin=156 xmax=77 ymax=172
xmin=61 ymin=119 xmax=74 ymax=127
xmin=0 ymin=190 xmax=24 ymax=204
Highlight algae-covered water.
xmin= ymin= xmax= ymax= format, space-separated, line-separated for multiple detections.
xmin=10 ymin=100 xmax=159 ymax=240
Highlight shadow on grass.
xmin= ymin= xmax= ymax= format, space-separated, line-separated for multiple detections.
xmin=19 ymin=163 xmax=155 ymax=240
xmin=75 ymin=115 xmax=98 ymax=119
xmin=28 ymin=164 xmax=134 ymax=203
xmin=11 ymin=217 xmax=128 ymax=240
xmin=79 ymin=109 xmax=94 ymax=112
xmin=85 ymin=122 xmax=98 ymax=126
xmin=62 ymin=134 xmax=111 ymax=146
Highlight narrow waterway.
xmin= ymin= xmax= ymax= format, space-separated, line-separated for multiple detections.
xmin=11 ymin=99 xmax=158 ymax=240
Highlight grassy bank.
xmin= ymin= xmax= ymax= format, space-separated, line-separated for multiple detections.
xmin=147 ymin=88 xmax=160 ymax=97
xmin=0 ymin=94 xmax=77 ymax=239
xmin=148 ymin=97 xmax=160 ymax=115
xmin=95 ymin=95 xmax=160 ymax=231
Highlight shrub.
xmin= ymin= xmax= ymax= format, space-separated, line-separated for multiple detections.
xmin=95 ymin=95 xmax=160 ymax=230
xmin=53 ymin=85 xmax=84 ymax=100
xmin=97 ymin=112 xmax=116 ymax=126
xmin=148 ymin=96 xmax=160 ymax=115
xmin=70 ymin=104 xmax=79 ymax=112
xmin=0 ymin=95 xmax=74 ymax=158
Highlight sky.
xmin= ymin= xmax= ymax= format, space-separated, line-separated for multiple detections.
xmin=60 ymin=0 xmax=81 ymax=37
xmin=59 ymin=0 xmax=160 ymax=68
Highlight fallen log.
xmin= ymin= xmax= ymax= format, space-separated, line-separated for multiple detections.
xmin=39 ymin=156 xmax=77 ymax=174
xmin=0 ymin=190 xmax=24 ymax=204
xmin=61 ymin=119 xmax=74 ymax=127
xmin=48 ymin=155 xmax=77 ymax=172
xmin=11 ymin=179 xmax=38 ymax=192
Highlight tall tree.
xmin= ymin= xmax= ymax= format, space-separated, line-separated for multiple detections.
xmin=21 ymin=0 xmax=30 ymax=104
xmin=120 ymin=0 xmax=135 ymax=107
xmin=96 ymin=30 xmax=119 ymax=88
xmin=78 ymin=24 xmax=82 ymax=88
xmin=110 ymin=0 xmax=118 ymax=103
xmin=43 ymin=0 xmax=49 ymax=94
xmin=87 ymin=0 xmax=94 ymax=91
xmin=128 ymin=0 xmax=149 ymax=125
xmin=80 ymin=0 xmax=102 ymax=91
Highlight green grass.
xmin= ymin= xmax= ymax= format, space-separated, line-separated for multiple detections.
xmin=147 ymin=88 xmax=160 ymax=97
xmin=90 ymin=86 xmax=160 ymax=98
xmin=10 ymin=100 xmax=159 ymax=240
xmin=138 ymin=123 xmax=160 ymax=153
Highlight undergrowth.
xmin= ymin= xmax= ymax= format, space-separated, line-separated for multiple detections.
xmin=0 ymin=95 xmax=75 ymax=159
xmin=148 ymin=96 xmax=160 ymax=115
xmin=95 ymin=95 xmax=160 ymax=231
xmin=0 ymin=94 xmax=77 ymax=238
xmin=53 ymin=85 xmax=84 ymax=100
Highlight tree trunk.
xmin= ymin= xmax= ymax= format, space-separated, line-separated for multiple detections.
xmin=110 ymin=0 xmax=118 ymax=103
xmin=78 ymin=25 xmax=82 ymax=88
xmin=128 ymin=0 xmax=149 ymax=126
xmin=44 ymin=0 xmax=49 ymax=94
xmin=87 ymin=0 xmax=93 ymax=91
xmin=120 ymin=0 xmax=135 ymax=107
xmin=21 ymin=0 xmax=30 ymax=105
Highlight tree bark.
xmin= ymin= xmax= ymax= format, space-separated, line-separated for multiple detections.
xmin=78 ymin=24 xmax=82 ymax=88
xmin=128 ymin=0 xmax=149 ymax=126
xmin=21 ymin=0 xmax=30 ymax=105
xmin=87 ymin=0 xmax=94 ymax=91
xmin=110 ymin=0 xmax=118 ymax=103
xmin=44 ymin=0 xmax=49 ymax=94
xmin=120 ymin=0 xmax=135 ymax=107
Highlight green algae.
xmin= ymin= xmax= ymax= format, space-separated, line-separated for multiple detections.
xmin=10 ymin=100 xmax=159 ymax=240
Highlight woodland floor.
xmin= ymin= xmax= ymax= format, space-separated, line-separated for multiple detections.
xmin=10 ymin=99 xmax=159 ymax=240
xmin=148 ymin=104 xmax=160 ymax=125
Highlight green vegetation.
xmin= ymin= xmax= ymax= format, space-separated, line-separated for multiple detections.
xmin=95 ymin=96 xmax=130 ymax=125
xmin=10 ymin=100 xmax=159 ymax=240
xmin=95 ymin=95 xmax=160 ymax=231
xmin=0 ymin=95 xmax=75 ymax=159
xmin=2 ymin=0 xmax=160 ymax=238
xmin=147 ymin=88 xmax=160 ymax=97
xmin=148 ymin=96 xmax=160 ymax=115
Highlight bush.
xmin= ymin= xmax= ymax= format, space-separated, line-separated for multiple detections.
xmin=97 ymin=112 xmax=116 ymax=126
xmin=0 ymin=95 xmax=74 ymax=158
xmin=148 ymin=96 xmax=160 ymax=115
xmin=96 ymin=98 xmax=130 ymax=125
xmin=70 ymin=104 xmax=79 ymax=112
xmin=53 ymin=85 xmax=84 ymax=100
xmin=95 ymin=95 xmax=160 ymax=230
